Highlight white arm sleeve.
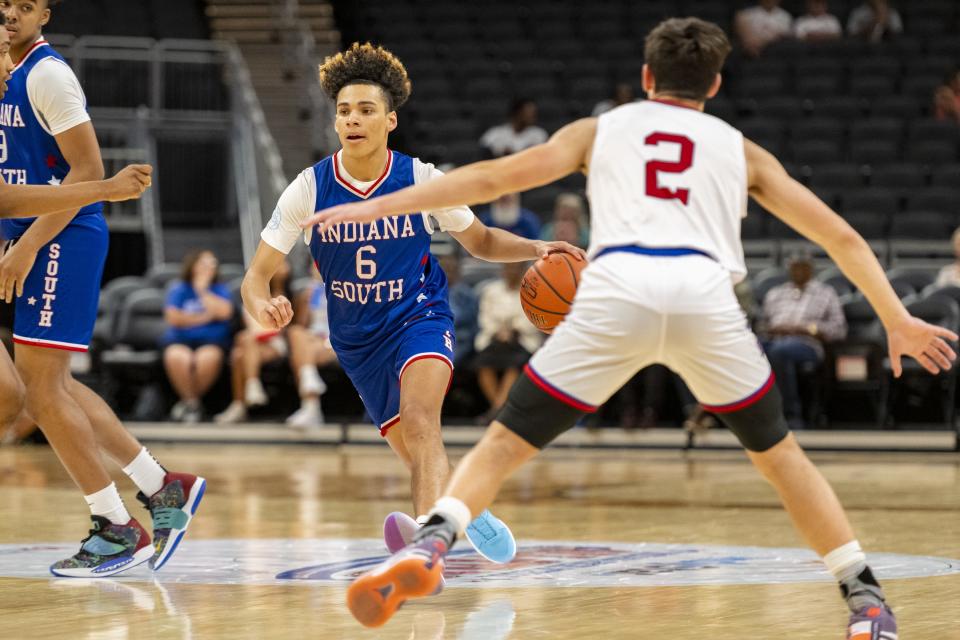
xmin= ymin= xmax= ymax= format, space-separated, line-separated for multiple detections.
xmin=260 ymin=168 xmax=317 ymax=254
xmin=26 ymin=57 xmax=90 ymax=136
xmin=413 ymin=158 xmax=475 ymax=233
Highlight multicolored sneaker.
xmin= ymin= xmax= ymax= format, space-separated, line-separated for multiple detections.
xmin=137 ymin=471 xmax=206 ymax=571
xmin=50 ymin=516 xmax=153 ymax=578
xmin=465 ymin=509 xmax=516 ymax=564
xmin=847 ymin=604 xmax=898 ymax=640
xmin=346 ymin=535 xmax=449 ymax=628
xmin=383 ymin=511 xmax=419 ymax=553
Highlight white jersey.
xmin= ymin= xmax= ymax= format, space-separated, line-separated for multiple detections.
xmin=587 ymin=99 xmax=748 ymax=282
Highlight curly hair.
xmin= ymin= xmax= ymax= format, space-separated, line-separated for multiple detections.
xmin=319 ymin=42 xmax=411 ymax=111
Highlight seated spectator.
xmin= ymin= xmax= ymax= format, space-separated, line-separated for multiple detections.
xmin=474 ymin=262 xmax=543 ymax=418
xmin=439 ymin=252 xmax=479 ymax=365
xmin=934 ymin=68 xmax=960 ymax=124
xmin=479 ymin=98 xmax=548 ymax=158
xmin=592 ymin=83 xmax=636 ymax=117
xmin=478 ymin=192 xmax=541 ymax=239
xmin=847 ymin=0 xmax=902 ymax=42
xmin=935 ymin=227 xmax=960 ymax=287
xmin=215 ymin=260 xmax=293 ymax=424
xmin=161 ymin=250 xmax=234 ymax=422
xmin=285 ymin=271 xmax=338 ymax=428
xmin=760 ymin=254 xmax=847 ymax=429
xmin=735 ymin=0 xmax=793 ymax=57
xmin=794 ymin=0 xmax=842 ymax=41
xmin=540 ymin=192 xmax=589 ymax=248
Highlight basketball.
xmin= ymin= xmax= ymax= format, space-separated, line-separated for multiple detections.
xmin=520 ymin=253 xmax=588 ymax=334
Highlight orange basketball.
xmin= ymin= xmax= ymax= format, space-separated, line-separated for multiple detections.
xmin=520 ymin=253 xmax=588 ymax=334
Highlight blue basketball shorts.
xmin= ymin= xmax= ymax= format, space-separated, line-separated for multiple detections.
xmin=336 ymin=314 xmax=455 ymax=436
xmin=12 ymin=217 xmax=108 ymax=352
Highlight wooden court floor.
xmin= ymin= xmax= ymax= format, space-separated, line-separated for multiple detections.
xmin=0 ymin=442 xmax=957 ymax=639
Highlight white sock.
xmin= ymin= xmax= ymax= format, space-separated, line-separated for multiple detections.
xmin=301 ymin=397 xmax=320 ymax=412
xmin=122 ymin=447 xmax=167 ymax=497
xmin=416 ymin=515 xmax=430 ymax=526
xmin=823 ymin=540 xmax=867 ymax=582
xmin=85 ymin=483 xmax=131 ymax=525
xmin=245 ymin=378 xmax=267 ymax=402
xmin=299 ymin=365 xmax=325 ymax=396
xmin=429 ymin=496 xmax=472 ymax=534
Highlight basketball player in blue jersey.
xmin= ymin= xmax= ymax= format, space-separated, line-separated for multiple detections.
xmin=242 ymin=43 xmax=583 ymax=564
xmin=0 ymin=0 xmax=206 ymax=577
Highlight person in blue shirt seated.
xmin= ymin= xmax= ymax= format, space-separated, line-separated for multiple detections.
xmin=161 ymin=250 xmax=235 ymax=422
xmin=477 ymin=192 xmax=541 ymax=240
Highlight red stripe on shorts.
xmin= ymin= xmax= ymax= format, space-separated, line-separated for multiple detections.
xmin=523 ymin=364 xmax=597 ymax=413
xmin=700 ymin=371 xmax=776 ymax=414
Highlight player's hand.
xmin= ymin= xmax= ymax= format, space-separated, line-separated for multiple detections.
xmin=886 ymin=315 xmax=957 ymax=377
xmin=103 ymin=164 xmax=153 ymax=202
xmin=533 ymin=240 xmax=587 ymax=261
xmin=0 ymin=242 xmax=37 ymax=302
xmin=254 ymin=296 xmax=293 ymax=330
xmin=300 ymin=200 xmax=382 ymax=230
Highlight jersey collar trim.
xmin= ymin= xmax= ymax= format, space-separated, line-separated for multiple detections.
xmin=650 ymin=98 xmax=702 ymax=112
xmin=13 ymin=37 xmax=49 ymax=73
xmin=332 ymin=149 xmax=393 ymax=199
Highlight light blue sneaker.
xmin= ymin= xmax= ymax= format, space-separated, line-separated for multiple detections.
xmin=465 ymin=510 xmax=516 ymax=564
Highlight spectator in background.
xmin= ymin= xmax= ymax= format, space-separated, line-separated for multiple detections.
xmin=935 ymin=227 xmax=960 ymax=287
xmin=161 ymin=250 xmax=234 ymax=422
xmin=735 ymin=0 xmax=793 ymax=57
xmin=847 ymin=0 xmax=902 ymax=42
xmin=285 ymin=268 xmax=338 ymax=428
xmin=540 ymin=192 xmax=590 ymax=249
xmin=794 ymin=0 xmax=843 ymax=41
xmin=439 ymin=252 xmax=479 ymax=365
xmin=215 ymin=259 xmax=293 ymax=424
xmin=934 ymin=68 xmax=960 ymax=124
xmin=760 ymin=254 xmax=847 ymax=429
xmin=592 ymin=82 xmax=636 ymax=117
xmin=478 ymin=192 xmax=541 ymax=239
xmin=479 ymin=98 xmax=548 ymax=158
xmin=474 ymin=262 xmax=543 ymax=419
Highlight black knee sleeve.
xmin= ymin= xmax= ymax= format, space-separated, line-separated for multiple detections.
xmin=496 ymin=372 xmax=587 ymax=449
xmin=713 ymin=382 xmax=790 ymax=452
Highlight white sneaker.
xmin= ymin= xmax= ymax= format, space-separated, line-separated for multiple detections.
xmin=169 ymin=400 xmax=189 ymax=421
xmin=285 ymin=404 xmax=324 ymax=429
xmin=298 ymin=366 xmax=327 ymax=397
xmin=244 ymin=378 xmax=268 ymax=407
xmin=214 ymin=401 xmax=247 ymax=424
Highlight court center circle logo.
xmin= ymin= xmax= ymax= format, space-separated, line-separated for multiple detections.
xmin=0 ymin=539 xmax=956 ymax=587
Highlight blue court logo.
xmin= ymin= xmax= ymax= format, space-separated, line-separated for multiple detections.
xmin=0 ymin=539 xmax=956 ymax=587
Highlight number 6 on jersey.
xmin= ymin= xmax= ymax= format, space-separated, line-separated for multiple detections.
xmin=356 ymin=245 xmax=377 ymax=279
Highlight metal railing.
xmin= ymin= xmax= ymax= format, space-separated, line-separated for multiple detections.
xmin=46 ymin=33 xmax=287 ymax=267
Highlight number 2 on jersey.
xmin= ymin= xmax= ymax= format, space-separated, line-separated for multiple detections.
xmin=644 ymin=132 xmax=694 ymax=205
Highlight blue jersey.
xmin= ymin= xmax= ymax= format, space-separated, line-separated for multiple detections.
xmin=0 ymin=39 xmax=102 ymax=240
xmin=309 ymin=151 xmax=452 ymax=350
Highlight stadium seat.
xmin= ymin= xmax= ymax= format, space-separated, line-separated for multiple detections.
xmin=753 ymin=96 xmax=806 ymax=120
xmin=766 ymin=217 xmax=802 ymax=240
xmin=868 ymin=95 xmax=922 ymax=119
xmin=849 ymin=118 xmax=903 ymax=144
xmin=842 ymin=212 xmax=888 ymax=240
xmin=739 ymin=118 xmax=784 ymax=145
xmin=795 ymin=75 xmax=842 ymax=97
xmin=889 ymin=212 xmax=956 ymax=239
xmin=842 ymin=188 xmax=900 ymax=217
xmin=92 ymin=276 xmax=152 ymax=350
xmin=751 ymin=267 xmax=789 ymax=303
xmin=100 ymin=289 xmax=167 ymax=386
xmin=808 ymin=164 xmax=863 ymax=189
xmin=790 ymin=118 xmax=846 ymax=144
xmin=816 ymin=267 xmax=855 ymax=298
xmin=909 ymin=120 xmax=960 ymax=143
xmin=735 ymin=75 xmax=787 ymax=98
xmin=849 ymin=57 xmax=901 ymax=80
xmin=906 ymin=141 xmax=958 ymax=164
xmin=740 ymin=214 xmax=767 ymax=240
xmin=793 ymin=139 xmax=843 ymax=165
xmin=905 ymin=188 xmax=960 ymax=215
xmin=810 ymin=96 xmax=862 ymax=120
xmin=931 ymin=164 xmax=960 ymax=187
xmin=850 ymin=76 xmax=896 ymax=99
xmin=886 ymin=268 xmax=944 ymax=294
xmin=870 ymin=163 xmax=927 ymax=189
xmin=850 ymin=140 xmax=900 ymax=165
xmin=145 ymin=263 xmax=182 ymax=290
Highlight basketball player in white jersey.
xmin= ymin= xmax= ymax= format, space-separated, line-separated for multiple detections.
xmin=304 ymin=19 xmax=954 ymax=637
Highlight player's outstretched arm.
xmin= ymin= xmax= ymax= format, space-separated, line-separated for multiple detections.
xmin=0 ymin=164 xmax=152 ymax=218
xmin=240 ymin=241 xmax=293 ymax=331
xmin=745 ymin=138 xmax=957 ymax=376
xmin=299 ymin=118 xmax=598 ymax=230
xmin=449 ymin=218 xmax=585 ymax=263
